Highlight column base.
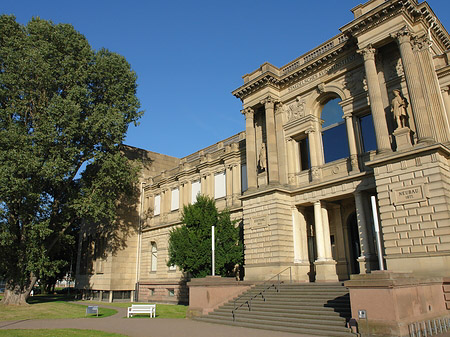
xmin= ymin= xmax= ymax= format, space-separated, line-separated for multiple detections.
xmin=314 ymin=260 xmax=338 ymax=282
xmin=357 ymin=255 xmax=378 ymax=274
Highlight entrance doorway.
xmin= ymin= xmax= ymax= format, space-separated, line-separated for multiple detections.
xmin=347 ymin=212 xmax=360 ymax=275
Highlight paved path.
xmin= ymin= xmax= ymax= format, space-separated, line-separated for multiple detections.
xmin=0 ymin=304 xmax=318 ymax=337
xmin=1 ymin=304 xmax=450 ymax=337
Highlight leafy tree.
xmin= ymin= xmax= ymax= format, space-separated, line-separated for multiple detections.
xmin=167 ymin=195 xmax=243 ymax=278
xmin=0 ymin=15 xmax=142 ymax=305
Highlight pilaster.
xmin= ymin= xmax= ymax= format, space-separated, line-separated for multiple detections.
xmin=231 ymin=164 xmax=241 ymax=206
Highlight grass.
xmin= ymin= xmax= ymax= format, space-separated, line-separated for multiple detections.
xmin=75 ymin=300 xmax=188 ymax=318
xmin=0 ymin=295 xmax=117 ymax=321
xmin=0 ymin=329 xmax=126 ymax=337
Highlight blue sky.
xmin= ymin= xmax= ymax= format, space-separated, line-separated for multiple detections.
xmin=3 ymin=0 xmax=449 ymax=158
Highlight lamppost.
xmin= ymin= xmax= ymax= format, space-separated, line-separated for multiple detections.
xmin=212 ymin=225 xmax=215 ymax=276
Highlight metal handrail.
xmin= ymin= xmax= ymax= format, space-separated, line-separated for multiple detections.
xmin=231 ymin=266 xmax=292 ymax=321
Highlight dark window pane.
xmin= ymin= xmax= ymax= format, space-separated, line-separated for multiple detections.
xmin=360 ymin=114 xmax=377 ymax=152
xmin=299 ymin=138 xmax=310 ymax=171
xmin=323 ymin=122 xmax=349 ymax=163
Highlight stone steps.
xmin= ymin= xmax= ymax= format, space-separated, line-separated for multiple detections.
xmin=194 ymin=283 xmax=355 ymax=336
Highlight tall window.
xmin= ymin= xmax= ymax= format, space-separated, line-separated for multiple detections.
xmin=321 ymin=98 xmax=349 ymax=163
xmin=298 ymin=138 xmax=310 ymax=171
xmin=154 ymin=195 xmax=161 ymax=216
xmin=191 ymin=180 xmax=201 ymax=203
xmin=214 ymin=171 xmax=226 ymax=199
xmin=241 ymin=164 xmax=248 ymax=192
xmin=359 ymin=114 xmax=377 ymax=152
xmin=171 ymin=188 xmax=179 ymax=211
xmin=151 ymin=242 xmax=157 ymax=272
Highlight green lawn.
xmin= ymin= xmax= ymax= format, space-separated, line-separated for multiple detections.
xmin=0 ymin=295 xmax=117 ymax=321
xmin=0 ymin=329 xmax=126 ymax=337
xmin=76 ymin=300 xmax=188 ymax=318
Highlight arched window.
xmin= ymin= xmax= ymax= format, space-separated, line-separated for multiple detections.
xmin=321 ymin=98 xmax=349 ymax=163
xmin=151 ymin=242 xmax=157 ymax=272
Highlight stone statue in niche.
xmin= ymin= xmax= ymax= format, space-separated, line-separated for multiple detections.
xmin=258 ymin=142 xmax=267 ymax=172
xmin=391 ymin=89 xmax=408 ymax=129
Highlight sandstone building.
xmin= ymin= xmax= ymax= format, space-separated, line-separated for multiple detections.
xmin=76 ymin=0 xmax=450 ymax=311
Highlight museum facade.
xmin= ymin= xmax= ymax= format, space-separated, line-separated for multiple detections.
xmin=76 ymin=0 xmax=450 ymax=306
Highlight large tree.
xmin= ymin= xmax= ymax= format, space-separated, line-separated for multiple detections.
xmin=0 ymin=16 xmax=142 ymax=304
xmin=167 ymin=195 xmax=243 ymax=278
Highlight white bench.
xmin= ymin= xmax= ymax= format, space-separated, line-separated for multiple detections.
xmin=127 ymin=304 xmax=156 ymax=318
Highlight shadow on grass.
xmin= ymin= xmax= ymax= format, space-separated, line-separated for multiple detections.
xmin=27 ymin=294 xmax=76 ymax=304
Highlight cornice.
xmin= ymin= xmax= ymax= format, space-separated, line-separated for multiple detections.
xmin=340 ymin=0 xmax=406 ymax=37
xmin=340 ymin=0 xmax=450 ymax=50
xmin=233 ymin=38 xmax=353 ymax=101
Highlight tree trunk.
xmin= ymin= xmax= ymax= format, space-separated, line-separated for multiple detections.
xmin=1 ymin=276 xmax=38 ymax=306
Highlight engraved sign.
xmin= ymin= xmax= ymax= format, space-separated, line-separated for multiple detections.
xmin=392 ymin=185 xmax=426 ymax=205
xmin=251 ymin=215 xmax=268 ymax=231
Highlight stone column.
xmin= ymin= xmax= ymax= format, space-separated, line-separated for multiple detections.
xmin=179 ymin=183 xmax=184 ymax=208
xmin=292 ymin=206 xmax=310 ymax=281
xmin=307 ymin=129 xmax=320 ymax=181
xmin=275 ymin=103 xmax=288 ymax=185
xmin=232 ymin=164 xmax=240 ymax=206
xmin=201 ymin=174 xmax=207 ymax=196
xmin=207 ymin=173 xmax=213 ymax=198
xmin=286 ymin=138 xmax=297 ymax=185
xmin=313 ymin=200 xmax=338 ymax=281
xmin=226 ymin=165 xmax=233 ymax=207
xmin=184 ymin=181 xmax=191 ymax=205
xmin=261 ymin=96 xmax=279 ymax=184
xmin=392 ymin=28 xmax=434 ymax=143
xmin=357 ymin=45 xmax=391 ymax=153
xmin=242 ymin=108 xmax=257 ymax=190
xmin=413 ymin=35 xmax=450 ymax=143
xmin=344 ymin=112 xmax=359 ymax=173
xmin=354 ymin=191 xmax=373 ymax=274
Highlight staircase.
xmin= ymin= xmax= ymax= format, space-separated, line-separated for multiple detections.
xmin=194 ymin=283 xmax=355 ymax=336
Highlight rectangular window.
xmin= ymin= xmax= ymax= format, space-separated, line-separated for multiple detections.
xmin=191 ymin=180 xmax=201 ymax=203
xmin=298 ymin=138 xmax=310 ymax=171
xmin=154 ymin=195 xmax=161 ymax=216
xmin=359 ymin=114 xmax=377 ymax=152
xmin=214 ymin=171 xmax=226 ymax=199
xmin=322 ymin=121 xmax=349 ymax=163
xmin=171 ymin=188 xmax=179 ymax=211
xmin=241 ymin=164 xmax=248 ymax=192
xmin=168 ymin=289 xmax=175 ymax=297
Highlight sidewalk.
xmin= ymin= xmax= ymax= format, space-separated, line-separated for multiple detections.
xmin=2 ymin=304 xmax=450 ymax=337
xmin=0 ymin=304 xmax=318 ymax=337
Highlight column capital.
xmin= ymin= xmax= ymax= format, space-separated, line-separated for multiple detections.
xmin=357 ymin=44 xmax=376 ymax=61
xmin=412 ymin=34 xmax=432 ymax=52
xmin=241 ymin=107 xmax=254 ymax=119
xmin=391 ymin=26 xmax=413 ymax=45
xmin=343 ymin=112 xmax=353 ymax=120
xmin=260 ymin=95 xmax=276 ymax=108
xmin=275 ymin=101 xmax=284 ymax=115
